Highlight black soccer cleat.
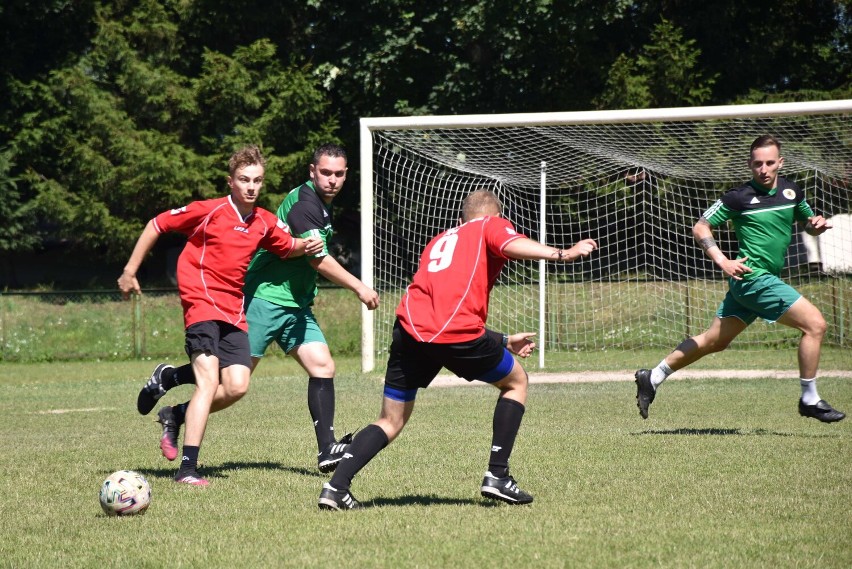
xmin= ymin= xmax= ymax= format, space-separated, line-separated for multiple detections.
xmin=798 ymin=399 xmax=846 ymax=423
xmin=634 ymin=369 xmax=656 ymax=420
xmin=318 ymin=483 xmax=362 ymax=510
xmin=317 ymin=432 xmax=354 ymax=473
xmin=480 ymin=472 xmax=533 ymax=505
xmin=137 ymin=363 xmax=174 ymax=415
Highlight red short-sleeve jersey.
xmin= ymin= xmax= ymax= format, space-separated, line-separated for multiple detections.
xmin=153 ymin=196 xmax=297 ymax=331
xmin=396 ymin=215 xmax=525 ymax=343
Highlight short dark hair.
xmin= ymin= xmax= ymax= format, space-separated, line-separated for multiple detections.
xmin=229 ymin=145 xmax=266 ymax=176
xmin=313 ymin=143 xmax=347 ymax=165
xmin=750 ymin=135 xmax=781 ymax=156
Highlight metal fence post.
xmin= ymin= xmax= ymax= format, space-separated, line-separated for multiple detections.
xmin=0 ymin=293 xmax=4 ymax=360
xmin=132 ymin=293 xmax=142 ymax=358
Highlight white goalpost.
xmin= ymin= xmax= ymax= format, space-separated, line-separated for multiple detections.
xmin=359 ymin=100 xmax=852 ymax=372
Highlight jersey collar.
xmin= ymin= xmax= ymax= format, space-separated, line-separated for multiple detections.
xmin=227 ymin=195 xmax=255 ymax=222
xmin=748 ymin=179 xmax=777 ymax=196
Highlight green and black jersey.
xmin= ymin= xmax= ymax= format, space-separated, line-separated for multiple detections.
xmin=244 ymin=180 xmax=332 ymax=309
xmin=701 ymin=176 xmax=813 ymax=279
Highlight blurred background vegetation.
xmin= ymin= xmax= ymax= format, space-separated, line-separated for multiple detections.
xmin=1 ymin=0 xmax=850 ymax=289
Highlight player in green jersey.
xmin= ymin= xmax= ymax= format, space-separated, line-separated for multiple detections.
xmin=242 ymin=143 xmax=379 ymax=472
xmin=136 ymin=144 xmax=381 ymax=472
xmin=634 ymin=135 xmax=844 ymax=423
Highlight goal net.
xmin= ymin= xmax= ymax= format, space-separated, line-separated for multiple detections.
xmin=359 ymin=101 xmax=852 ymax=372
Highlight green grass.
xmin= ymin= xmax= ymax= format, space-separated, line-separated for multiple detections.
xmin=3 ymin=277 xmax=850 ymax=362
xmin=0 ymin=360 xmax=850 ymax=568
xmin=0 ymin=287 xmax=364 ymax=362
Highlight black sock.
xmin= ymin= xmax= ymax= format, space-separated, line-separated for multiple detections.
xmin=173 ymin=402 xmax=188 ymax=425
xmin=173 ymin=364 xmax=195 ymax=387
xmin=308 ymin=377 xmax=336 ymax=450
xmin=328 ymin=424 xmax=388 ymax=492
xmin=178 ymin=445 xmax=199 ymax=475
xmin=488 ymin=397 xmax=525 ymax=478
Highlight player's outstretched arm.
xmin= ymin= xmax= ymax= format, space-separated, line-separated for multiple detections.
xmin=693 ymin=218 xmax=751 ymax=280
xmin=502 ymin=237 xmax=597 ymax=262
xmin=311 ymin=255 xmax=379 ymax=310
xmin=118 ymin=220 xmax=160 ymax=299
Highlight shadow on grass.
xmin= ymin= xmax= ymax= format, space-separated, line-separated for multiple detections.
xmin=632 ymin=427 xmax=839 ymax=438
xmin=125 ymin=461 xmax=325 ymax=481
xmin=361 ymin=494 xmax=480 ymax=508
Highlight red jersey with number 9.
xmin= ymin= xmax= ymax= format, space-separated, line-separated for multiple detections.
xmin=153 ymin=196 xmax=297 ymax=331
xmin=397 ymin=215 xmax=525 ymax=343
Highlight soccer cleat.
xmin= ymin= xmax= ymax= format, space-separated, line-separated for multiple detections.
xmin=480 ymin=471 xmax=533 ymax=505
xmin=318 ymin=483 xmax=362 ymax=510
xmin=634 ymin=369 xmax=656 ymax=419
xmin=137 ymin=363 xmax=174 ymax=416
xmin=798 ymin=399 xmax=846 ymax=423
xmin=174 ymin=473 xmax=209 ymax=487
xmin=317 ymin=432 xmax=354 ymax=473
xmin=157 ymin=406 xmax=181 ymax=461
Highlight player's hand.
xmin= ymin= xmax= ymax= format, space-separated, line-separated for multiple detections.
xmin=567 ymin=239 xmax=598 ymax=259
xmin=806 ymin=215 xmax=833 ymax=235
xmin=358 ymin=287 xmax=380 ymax=310
xmin=720 ymin=256 xmax=752 ymax=280
xmin=303 ymin=236 xmax=324 ymax=256
xmin=507 ymin=332 xmax=536 ymax=358
xmin=117 ymin=271 xmax=141 ymax=300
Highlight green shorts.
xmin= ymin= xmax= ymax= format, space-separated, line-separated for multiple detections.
xmin=245 ymin=297 xmax=327 ymax=357
xmin=717 ymin=273 xmax=802 ymax=325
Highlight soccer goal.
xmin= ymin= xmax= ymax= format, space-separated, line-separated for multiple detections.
xmin=359 ymin=100 xmax=852 ymax=372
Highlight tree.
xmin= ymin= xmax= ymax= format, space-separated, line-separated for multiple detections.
xmin=650 ymin=0 xmax=851 ymax=102
xmin=1 ymin=0 xmax=849 ymax=288
xmin=596 ymin=18 xmax=716 ymax=110
xmin=1 ymin=1 xmax=337 ymax=275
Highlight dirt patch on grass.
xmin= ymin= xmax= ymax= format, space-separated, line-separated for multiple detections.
xmin=430 ymin=369 xmax=852 ymax=387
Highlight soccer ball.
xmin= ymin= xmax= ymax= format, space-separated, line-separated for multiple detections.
xmin=99 ymin=470 xmax=151 ymax=516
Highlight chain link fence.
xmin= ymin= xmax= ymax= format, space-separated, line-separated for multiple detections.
xmin=0 ymin=286 xmax=361 ymax=363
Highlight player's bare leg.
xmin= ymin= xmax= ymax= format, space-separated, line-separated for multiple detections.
xmin=635 ymin=316 xmax=747 ymax=419
xmin=319 ymin=396 xmax=413 ymax=511
xmin=777 ymin=297 xmax=844 ymax=422
xmin=374 ymin=396 xmax=415 ymax=442
xmin=777 ymin=296 xmax=825 ymax=378
xmin=183 ymin=353 xmax=219 ymax=446
xmin=170 ymin=352 xmax=220 ymax=486
xmin=668 ymin=316 xmax=748 ymax=370
xmin=208 ymin=364 xmax=251 ymax=412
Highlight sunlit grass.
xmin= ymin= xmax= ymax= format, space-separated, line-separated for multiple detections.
xmin=0 ymin=361 xmax=849 ymax=568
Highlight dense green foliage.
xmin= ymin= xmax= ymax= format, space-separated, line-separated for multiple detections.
xmin=1 ymin=0 xmax=850 ymax=286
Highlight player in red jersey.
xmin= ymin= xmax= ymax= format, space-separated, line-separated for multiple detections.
xmin=318 ymin=189 xmax=597 ymax=509
xmin=118 ymin=145 xmax=321 ymax=486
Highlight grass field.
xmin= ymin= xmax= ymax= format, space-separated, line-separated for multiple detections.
xmin=3 ymin=277 xmax=850 ymax=362
xmin=0 ymin=357 xmax=850 ymax=568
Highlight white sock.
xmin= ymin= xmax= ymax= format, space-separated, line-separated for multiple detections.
xmin=800 ymin=378 xmax=821 ymax=406
xmin=650 ymin=360 xmax=674 ymax=389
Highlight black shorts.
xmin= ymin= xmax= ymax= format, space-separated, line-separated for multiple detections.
xmin=184 ymin=320 xmax=252 ymax=369
xmin=384 ymin=319 xmax=513 ymax=398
